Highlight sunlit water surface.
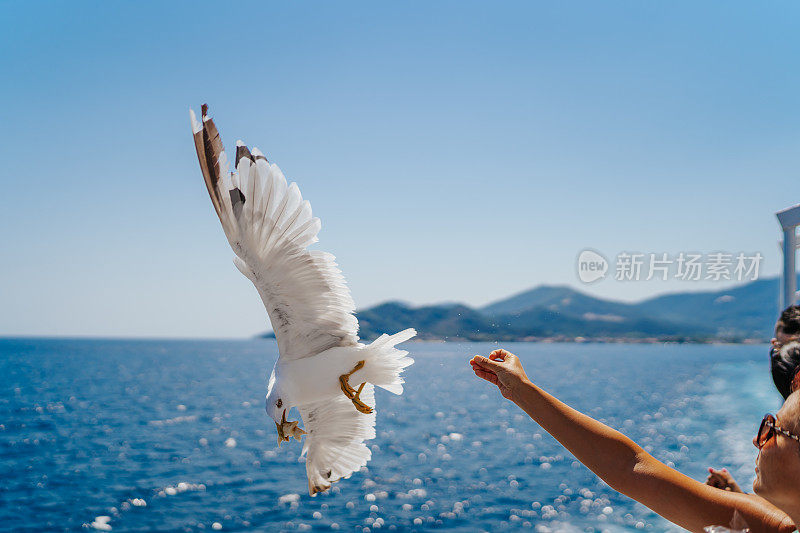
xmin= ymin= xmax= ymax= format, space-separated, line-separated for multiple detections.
xmin=0 ymin=339 xmax=780 ymax=532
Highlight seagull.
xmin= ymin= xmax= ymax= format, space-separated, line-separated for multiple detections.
xmin=190 ymin=105 xmax=416 ymax=495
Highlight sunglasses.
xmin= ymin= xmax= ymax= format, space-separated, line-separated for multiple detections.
xmin=756 ymin=413 xmax=800 ymax=448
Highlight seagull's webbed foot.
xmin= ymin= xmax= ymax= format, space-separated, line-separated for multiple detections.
xmin=338 ymin=360 xmax=373 ymax=414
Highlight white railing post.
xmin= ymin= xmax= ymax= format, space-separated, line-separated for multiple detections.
xmin=776 ymin=204 xmax=800 ymax=309
xmin=782 ymin=227 xmax=797 ymax=309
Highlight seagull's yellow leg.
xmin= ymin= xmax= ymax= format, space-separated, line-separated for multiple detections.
xmin=339 ymin=360 xmax=364 ymax=398
xmin=338 ymin=360 xmax=373 ymax=414
xmin=339 ymin=375 xmax=356 ymax=399
xmin=351 ymin=382 xmax=374 ymax=414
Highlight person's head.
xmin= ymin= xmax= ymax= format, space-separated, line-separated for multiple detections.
xmin=771 ymin=342 xmax=800 ymax=400
xmin=752 ymin=390 xmax=800 ymax=509
xmin=771 ymin=305 xmax=800 ymax=400
xmin=774 ymin=305 xmax=800 ymax=344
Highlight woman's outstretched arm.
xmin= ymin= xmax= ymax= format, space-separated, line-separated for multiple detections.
xmin=470 ymin=350 xmax=794 ymax=533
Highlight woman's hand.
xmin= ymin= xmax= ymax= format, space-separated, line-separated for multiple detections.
xmin=469 ymin=349 xmax=530 ymax=401
xmin=705 ymin=467 xmax=744 ymax=493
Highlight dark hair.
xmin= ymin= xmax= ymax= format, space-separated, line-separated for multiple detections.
xmin=776 ymin=305 xmax=800 ymax=335
xmin=771 ymin=342 xmax=800 ymax=400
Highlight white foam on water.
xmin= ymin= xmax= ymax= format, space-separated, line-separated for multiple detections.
xmin=159 ymin=482 xmax=206 ymax=497
xmin=703 ymin=360 xmax=781 ymax=486
xmin=89 ymin=516 xmax=112 ymax=531
xmin=278 ymin=493 xmax=300 ymax=504
xmin=148 ymin=415 xmax=197 ymax=426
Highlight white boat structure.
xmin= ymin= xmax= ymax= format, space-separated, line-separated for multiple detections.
xmin=777 ymin=204 xmax=800 ymax=308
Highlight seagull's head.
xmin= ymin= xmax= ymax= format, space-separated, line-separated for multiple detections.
xmin=266 ymin=373 xmax=305 ymax=446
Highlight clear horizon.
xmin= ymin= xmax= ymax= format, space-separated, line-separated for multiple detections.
xmin=2 ymin=1 xmax=799 ymax=337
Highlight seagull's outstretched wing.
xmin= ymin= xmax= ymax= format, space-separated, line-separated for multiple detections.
xmin=298 ymin=383 xmax=376 ymax=495
xmin=191 ymin=105 xmax=359 ymax=360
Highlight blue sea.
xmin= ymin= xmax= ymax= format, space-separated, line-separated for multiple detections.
xmin=0 ymin=339 xmax=783 ymax=532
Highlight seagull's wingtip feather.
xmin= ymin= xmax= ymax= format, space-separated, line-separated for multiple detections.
xmin=189 ymin=108 xmax=202 ymax=133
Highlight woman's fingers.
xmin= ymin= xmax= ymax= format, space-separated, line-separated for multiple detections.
xmin=471 ymin=355 xmax=504 ymax=371
xmin=708 ymin=467 xmax=730 ymax=479
xmin=471 ymin=356 xmax=502 ymax=387
xmin=706 ymin=475 xmax=727 ymax=489
xmin=489 ymin=349 xmax=510 ymax=361
xmin=705 ymin=467 xmax=736 ymax=490
xmin=473 ymin=367 xmax=500 ymax=386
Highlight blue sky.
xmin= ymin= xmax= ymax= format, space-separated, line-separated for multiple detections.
xmin=1 ymin=1 xmax=799 ymax=337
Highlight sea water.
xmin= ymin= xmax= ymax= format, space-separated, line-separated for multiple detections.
xmin=0 ymin=339 xmax=781 ymax=532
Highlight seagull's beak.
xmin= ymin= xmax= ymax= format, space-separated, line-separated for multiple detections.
xmin=276 ymin=421 xmax=286 ymax=445
xmin=275 ymin=409 xmax=305 ymax=447
xmin=276 ymin=409 xmax=289 ymax=446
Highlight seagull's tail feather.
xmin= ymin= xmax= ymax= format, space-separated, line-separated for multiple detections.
xmin=299 ymin=385 xmax=376 ymax=496
xmin=297 ymin=332 xmax=414 ymax=496
xmin=363 ymin=328 xmax=416 ymax=395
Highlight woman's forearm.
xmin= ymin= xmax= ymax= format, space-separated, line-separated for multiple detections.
xmin=471 ymin=351 xmax=791 ymax=532
xmin=510 ymin=378 xmax=645 ymax=494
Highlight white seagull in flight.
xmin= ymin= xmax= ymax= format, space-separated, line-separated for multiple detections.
xmin=190 ymin=105 xmax=416 ymax=495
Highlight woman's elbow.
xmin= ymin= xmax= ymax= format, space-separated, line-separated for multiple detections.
xmin=603 ymin=446 xmax=654 ymax=496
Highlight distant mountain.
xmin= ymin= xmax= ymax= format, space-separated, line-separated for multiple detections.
xmin=260 ymin=277 xmax=787 ymax=343
xmin=637 ymin=278 xmax=779 ymax=339
xmin=481 ymin=285 xmax=639 ymax=320
xmin=487 ymin=304 xmax=711 ymax=340
xmin=481 ymin=277 xmax=785 ymax=340
xmin=260 ymin=302 xmax=501 ymax=341
xmin=357 ymin=302 xmax=499 ymax=341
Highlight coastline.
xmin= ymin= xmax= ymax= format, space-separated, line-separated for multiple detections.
xmin=258 ymin=332 xmax=769 ymax=345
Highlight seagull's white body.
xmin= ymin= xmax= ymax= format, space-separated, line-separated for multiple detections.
xmin=276 ymin=338 xmax=414 ymax=405
xmin=190 ymin=105 xmax=415 ymax=495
